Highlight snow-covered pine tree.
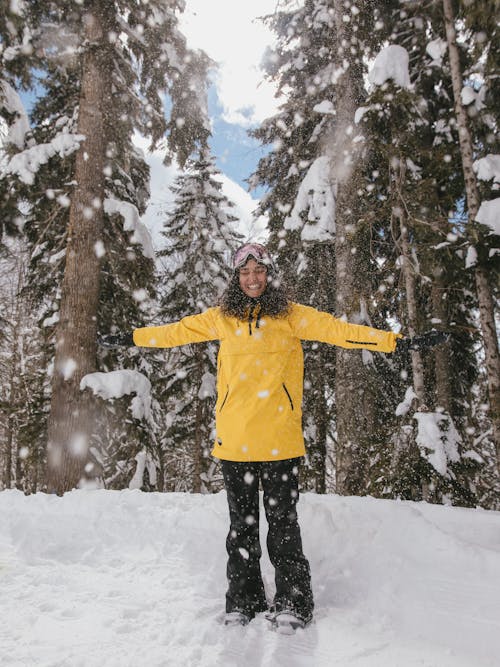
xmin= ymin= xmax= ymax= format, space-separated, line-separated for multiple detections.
xmin=0 ymin=2 xmax=51 ymax=489
xmin=357 ymin=0 xmax=494 ymax=506
xmin=0 ymin=1 xmax=211 ymax=493
xmin=0 ymin=0 xmax=35 ymax=241
xmin=441 ymin=0 xmax=500 ymax=487
xmin=155 ymin=147 xmax=241 ymax=492
xmin=0 ymin=239 xmax=46 ymax=492
xmin=324 ymin=0 xmax=401 ymax=497
xmin=250 ymin=0 xmax=401 ymax=493
xmin=250 ymin=2 xmax=342 ymax=492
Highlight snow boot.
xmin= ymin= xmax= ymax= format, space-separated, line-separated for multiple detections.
xmin=265 ymin=608 xmax=312 ymax=634
xmin=224 ymin=611 xmax=251 ymax=627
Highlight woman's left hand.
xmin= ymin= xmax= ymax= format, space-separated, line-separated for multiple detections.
xmin=397 ymin=330 xmax=450 ymax=353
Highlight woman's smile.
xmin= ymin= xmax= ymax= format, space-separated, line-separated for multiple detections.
xmin=239 ymin=258 xmax=268 ymax=298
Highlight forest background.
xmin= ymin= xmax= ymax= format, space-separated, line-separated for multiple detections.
xmin=0 ymin=0 xmax=498 ymax=509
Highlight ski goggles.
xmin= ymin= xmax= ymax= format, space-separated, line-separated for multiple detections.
xmin=232 ymin=243 xmax=276 ymax=271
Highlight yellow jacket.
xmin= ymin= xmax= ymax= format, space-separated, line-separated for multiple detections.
xmin=133 ymin=303 xmax=401 ymax=462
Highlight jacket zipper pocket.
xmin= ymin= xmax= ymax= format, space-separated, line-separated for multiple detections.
xmin=282 ymin=383 xmax=294 ymax=411
xmin=219 ymin=385 xmax=230 ymax=412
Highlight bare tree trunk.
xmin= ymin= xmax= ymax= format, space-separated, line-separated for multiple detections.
xmin=442 ymin=0 xmax=500 ymax=473
xmin=3 ymin=424 xmax=13 ymax=489
xmin=390 ymin=157 xmax=428 ymax=406
xmin=2 ymin=257 xmax=24 ymax=489
xmin=46 ymin=2 xmax=110 ymax=493
xmin=192 ymin=349 xmax=204 ymax=493
xmin=3 ymin=348 xmax=19 ymax=490
xmin=303 ymin=349 xmax=328 ymax=494
xmin=300 ymin=243 xmax=336 ymax=493
xmin=397 ymin=211 xmax=426 ymax=406
xmin=431 ymin=269 xmax=452 ymax=413
xmin=331 ymin=0 xmax=377 ymax=496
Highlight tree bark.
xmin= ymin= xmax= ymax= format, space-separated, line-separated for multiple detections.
xmin=431 ymin=268 xmax=452 ymax=413
xmin=442 ymin=0 xmax=500 ymax=473
xmin=2 ymin=255 xmax=24 ymax=489
xmin=331 ymin=0 xmax=378 ymax=496
xmin=299 ymin=243 xmax=336 ymax=493
xmin=303 ymin=347 xmax=329 ymax=493
xmin=390 ymin=158 xmax=425 ymax=407
xmin=192 ymin=348 xmax=204 ymax=494
xmin=46 ymin=2 xmax=110 ymax=493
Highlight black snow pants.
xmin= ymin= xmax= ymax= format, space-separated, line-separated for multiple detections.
xmin=221 ymin=457 xmax=314 ymax=620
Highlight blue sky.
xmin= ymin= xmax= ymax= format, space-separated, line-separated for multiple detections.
xmin=207 ymin=85 xmax=270 ymax=198
xmin=179 ymin=0 xmax=284 ymax=186
xmin=14 ymin=1 xmax=283 ymax=246
xmin=141 ymin=0 xmax=284 ymax=245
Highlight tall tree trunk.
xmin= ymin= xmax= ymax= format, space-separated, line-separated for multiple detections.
xmin=399 ymin=221 xmax=429 ymax=408
xmin=300 ymin=243 xmax=336 ymax=493
xmin=442 ymin=0 xmax=500 ymax=474
xmin=2 ymin=257 xmax=24 ymax=489
xmin=331 ymin=0 xmax=377 ymax=496
xmin=46 ymin=2 xmax=110 ymax=493
xmin=431 ymin=267 xmax=452 ymax=413
xmin=390 ymin=158 xmax=425 ymax=407
xmin=192 ymin=349 xmax=204 ymax=494
xmin=303 ymin=348 xmax=328 ymax=494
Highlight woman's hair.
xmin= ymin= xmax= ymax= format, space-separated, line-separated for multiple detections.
xmin=219 ymin=268 xmax=291 ymax=319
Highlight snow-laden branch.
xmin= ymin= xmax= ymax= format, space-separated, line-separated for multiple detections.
xmin=103 ymin=197 xmax=155 ymax=259
xmin=368 ymin=45 xmax=411 ymax=89
xmin=5 ymin=132 xmax=85 ymax=185
xmin=81 ymin=369 xmax=152 ymax=422
xmin=284 ymin=155 xmax=335 ymax=241
xmin=475 ymin=198 xmax=500 ymax=237
xmin=473 ymin=155 xmax=500 ymax=186
xmin=414 ymin=412 xmax=461 ymax=477
xmin=0 ymin=81 xmax=30 ymax=149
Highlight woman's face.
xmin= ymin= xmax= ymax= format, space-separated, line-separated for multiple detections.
xmin=239 ymin=258 xmax=268 ymax=298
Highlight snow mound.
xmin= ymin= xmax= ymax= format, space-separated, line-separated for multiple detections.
xmin=0 ymin=489 xmax=499 ymax=667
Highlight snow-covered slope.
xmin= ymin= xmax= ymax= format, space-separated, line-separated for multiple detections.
xmin=1 ymin=490 xmax=499 ymax=667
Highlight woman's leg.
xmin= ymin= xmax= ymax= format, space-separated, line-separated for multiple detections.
xmin=261 ymin=458 xmax=314 ymax=621
xmin=221 ymin=460 xmax=267 ymax=617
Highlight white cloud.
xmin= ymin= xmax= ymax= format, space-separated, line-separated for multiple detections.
xmin=132 ymin=135 xmax=179 ymax=250
xmin=181 ymin=0 xmax=284 ymax=126
xmin=214 ymin=173 xmax=268 ymax=242
xmin=133 ymin=4 xmax=284 ymax=251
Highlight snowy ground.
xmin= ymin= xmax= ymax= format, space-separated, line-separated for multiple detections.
xmin=1 ymin=490 xmax=499 ymax=667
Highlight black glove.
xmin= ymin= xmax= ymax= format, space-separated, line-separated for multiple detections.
xmin=97 ymin=332 xmax=134 ymax=348
xmin=397 ymin=330 xmax=450 ymax=353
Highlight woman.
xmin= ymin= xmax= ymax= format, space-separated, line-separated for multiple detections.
xmin=100 ymin=242 xmax=446 ymax=632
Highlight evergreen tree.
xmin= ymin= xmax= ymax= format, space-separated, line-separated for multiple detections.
xmin=155 ymin=147 xmax=241 ymax=492
xmin=0 ymin=0 xmax=211 ymax=493
xmin=0 ymin=240 xmax=46 ymax=492
xmin=441 ymin=0 xmax=499 ymax=478
xmin=250 ymin=0 xmax=400 ymax=493
xmin=354 ymin=0 xmax=497 ymax=505
xmin=250 ymin=0 xmax=496 ymax=505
